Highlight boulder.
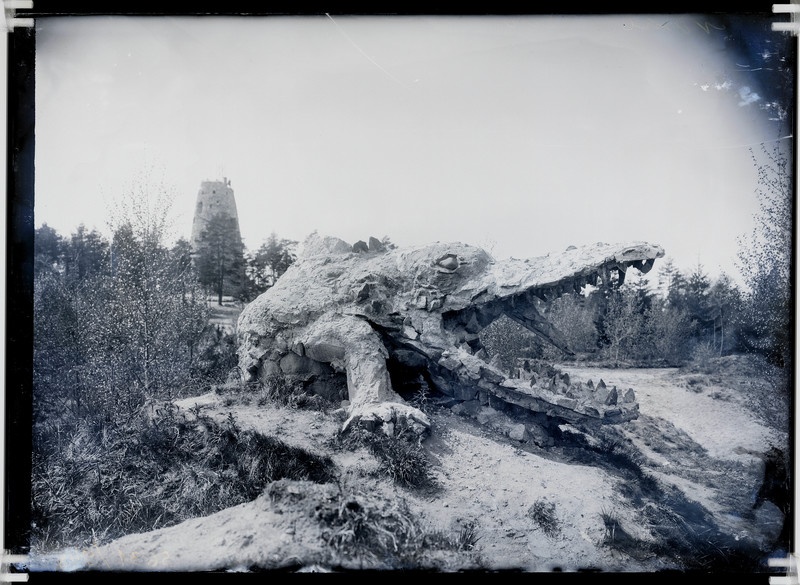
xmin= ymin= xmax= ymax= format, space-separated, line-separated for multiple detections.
xmin=508 ymin=424 xmax=527 ymax=442
xmin=368 ymin=236 xmax=385 ymax=252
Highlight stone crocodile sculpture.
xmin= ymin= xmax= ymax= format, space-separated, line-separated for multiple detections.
xmin=237 ymin=233 xmax=664 ymax=437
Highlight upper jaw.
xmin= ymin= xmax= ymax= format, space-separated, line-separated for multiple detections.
xmin=487 ymin=241 xmax=665 ymax=302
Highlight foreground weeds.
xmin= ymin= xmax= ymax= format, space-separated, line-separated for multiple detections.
xmin=304 ymin=485 xmax=479 ymax=570
xmin=528 ymin=499 xmax=561 ymax=538
xmin=315 ymin=493 xmax=424 ymax=567
xmin=333 ymin=427 xmax=437 ymax=490
xmin=31 ymin=404 xmax=336 ymax=552
xmin=214 ymin=374 xmax=341 ymax=412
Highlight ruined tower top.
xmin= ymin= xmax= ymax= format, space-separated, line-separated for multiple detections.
xmin=190 ymin=177 xmax=242 ymax=252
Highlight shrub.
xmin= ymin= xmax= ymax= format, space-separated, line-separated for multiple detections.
xmin=312 ymin=492 xmax=478 ymax=569
xmin=316 ymin=496 xmax=421 ymax=566
xmin=334 ymin=428 xmax=436 ymax=490
xmin=453 ymin=520 xmax=481 ymax=551
xmin=408 ymin=381 xmax=433 ymax=415
xmin=528 ymin=499 xmax=560 ymax=538
xmin=260 ymin=373 xmax=334 ymax=411
xmin=600 ymin=508 xmax=629 ymax=547
xmin=480 ymin=315 xmax=544 ymax=372
xmin=544 ymin=293 xmax=599 ymax=355
xmin=689 ymin=341 xmax=718 ymax=374
xmin=647 ymin=303 xmax=693 ymax=366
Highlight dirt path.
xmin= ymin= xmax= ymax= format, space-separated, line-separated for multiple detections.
xmin=559 ymin=365 xmax=789 ymax=549
xmin=559 ymin=366 xmax=785 ymax=461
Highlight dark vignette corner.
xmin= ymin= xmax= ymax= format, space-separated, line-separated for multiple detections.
xmin=6 ymin=25 xmax=35 ymax=555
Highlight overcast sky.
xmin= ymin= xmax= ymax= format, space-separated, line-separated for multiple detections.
xmin=33 ymin=14 xmax=794 ymax=284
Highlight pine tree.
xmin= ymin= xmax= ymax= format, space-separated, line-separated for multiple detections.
xmin=656 ymin=257 xmax=679 ymax=298
xmin=194 ymin=214 xmax=246 ymax=305
xmin=34 ymin=223 xmax=64 ymax=273
xmin=252 ymin=232 xmax=297 ymax=287
xmin=64 ymin=224 xmax=109 ymax=282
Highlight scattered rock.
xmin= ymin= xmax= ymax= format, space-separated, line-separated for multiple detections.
xmin=508 ymin=424 xmax=527 ymax=442
xmin=368 ymin=236 xmax=385 ymax=252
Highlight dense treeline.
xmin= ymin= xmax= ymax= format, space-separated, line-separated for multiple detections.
xmin=482 ymin=262 xmax=744 ymax=371
xmin=191 ymin=216 xmax=298 ymax=305
xmin=35 ymin=223 xmax=226 ymax=427
xmin=483 ymin=142 xmax=793 ymax=381
xmin=33 ymin=221 xmax=298 ymax=424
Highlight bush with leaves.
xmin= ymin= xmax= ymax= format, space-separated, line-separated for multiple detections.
xmin=479 ymin=315 xmax=543 ymax=373
xmin=737 ymin=142 xmax=793 ymax=369
xmin=597 ymin=288 xmax=647 ymax=365
xmin=32 ymin=182 xmax=230 ymax=426
xmin=544 ymin=293 xmax=599 ymax=356
xmin=645 ymin=298 xmax=693 ymax=366
xmin=32 ymin=178 xmax=251 ymax=551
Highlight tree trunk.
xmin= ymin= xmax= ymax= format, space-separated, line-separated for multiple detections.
xmin=712 ymin=321 xmax=716 ymax=353
xmin=217 ymin=258 xmax=224 ymax=306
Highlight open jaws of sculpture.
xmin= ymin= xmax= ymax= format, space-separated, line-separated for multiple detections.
xmin=236 ymin=234 xmax=664 ymax=439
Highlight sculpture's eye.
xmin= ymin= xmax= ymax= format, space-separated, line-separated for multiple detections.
xmin=436 ymin=254 xmax=459 ymax=271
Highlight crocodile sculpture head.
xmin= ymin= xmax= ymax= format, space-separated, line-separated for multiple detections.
xmin=237 ymin=233 xmax=664 ymax=438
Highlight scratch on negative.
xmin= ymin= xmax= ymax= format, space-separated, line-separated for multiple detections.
xmin=325 ymin=13 xmax=408 ymax=88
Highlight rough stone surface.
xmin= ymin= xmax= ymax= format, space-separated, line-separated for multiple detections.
xmin=508 ymin=424 xmax=528 ymax=442
xmin=368 ymin=236 xmax=386 ymax=253
xmin=237 ymin=233 xmax=663 ymax=435
xmin=190 ymin=178 xmax=241 ymax=254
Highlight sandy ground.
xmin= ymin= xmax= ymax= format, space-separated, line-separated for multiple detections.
xmin=559 ymin=366 xmax=786 ymax=461
xmin=29 ymin=361 xmax=791 ymax=574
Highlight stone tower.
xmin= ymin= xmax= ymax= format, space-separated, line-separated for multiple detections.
xmin=190 ymin=177 xmax=243 ymax=253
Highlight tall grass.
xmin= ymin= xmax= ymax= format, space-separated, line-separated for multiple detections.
xmin=31 ymin=405 xmax=335 ymax=552
xmin=528 ymin=499 xmax=560 ymax=538
xmin=334 ymin=427 xmax=436 ymax=490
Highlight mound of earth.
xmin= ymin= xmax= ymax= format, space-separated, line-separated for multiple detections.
xmin=29 ymin=356 xmax=790 ymax=574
